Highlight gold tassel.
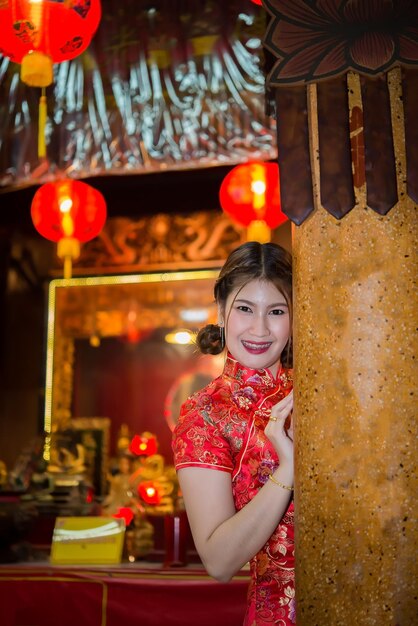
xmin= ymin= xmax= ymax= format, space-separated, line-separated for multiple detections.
xmin=247 ymin=220 xmax=271 ymax=243
xmin=38 ymin=87 xmax=47 ymax=158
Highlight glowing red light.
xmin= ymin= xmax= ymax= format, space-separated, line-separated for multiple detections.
xmin=129 ymin=434 xmax=158 ymax=457
xmin=138 ymin=481 xmax=162 ymax=505
xmin=113 ymin=507 xmax=134 ymax=526
xmin=219 ymin=161 xmax=287 ymax=230
xmin=31 ymin=179 xmax=107 ymax=243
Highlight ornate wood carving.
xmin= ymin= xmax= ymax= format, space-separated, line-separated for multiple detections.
xmin=56 ymin=210 xmax=245 ymax=276
xmin=275 ymin=86 xmax=314 ymax=225
xmin=317 ymin=76 xmax=355 ymax=218
xmin=264 ymin=0 xmax=418 ymax=223
xmin=360 ymin=74 xmax=398 ymax=215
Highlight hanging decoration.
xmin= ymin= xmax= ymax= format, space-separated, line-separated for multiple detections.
xmin=30 ymin=178 xmax=106 ymax=278
xmin=0 ymin=0 xmax=101 ymax=157
xmin=0 ymin=0 xmax=274 ymax=189
xmin=219 ymin=161 xmax=287 ymax=242
xmin=263 ymin=0 xmax=418 ymax=222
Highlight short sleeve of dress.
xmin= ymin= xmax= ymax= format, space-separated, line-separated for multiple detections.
xmin=172 ymin=382 xmax=234 ymax=474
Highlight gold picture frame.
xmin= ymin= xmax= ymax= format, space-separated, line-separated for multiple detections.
xmin=71 ymin=417 xmax=110 ymax=497
xmin=43 ymin=269 xmax=220 ymax=464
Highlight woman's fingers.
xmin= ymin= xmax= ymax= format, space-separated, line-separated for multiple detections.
xmin=285 ymin=414 xmax=293 ymax=441
xmin=270 ymin=390 xmax=293 ymax=420
xmin=264 ymin=392 xmax=294 ymax=465
xmin=267 ymin=391 xmax=294 ymax=441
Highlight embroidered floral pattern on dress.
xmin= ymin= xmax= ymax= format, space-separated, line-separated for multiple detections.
xmin=232 ymin=385 xmax=258 ymax=410
xmin=257 ymin=459 xmax=278 ymax=484
xmin=172 ymin=354 xmax=295 ymax=625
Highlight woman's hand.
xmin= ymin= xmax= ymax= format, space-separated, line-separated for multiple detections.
xmin=264 ymin=390 xmax=294 ymax=466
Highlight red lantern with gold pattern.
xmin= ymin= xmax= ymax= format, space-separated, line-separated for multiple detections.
xmin=219 ymin=161 xmax=287 ymax=243
xmin=0 ymin=0 xmax=101 ymax=85
xmin=0 ymin=0 xmax=101 ymax=156
xmin=31 ymin=179 xmax=106 ymax=278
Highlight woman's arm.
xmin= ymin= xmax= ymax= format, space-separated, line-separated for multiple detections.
xmin=178 ymin=462 xmax=293 ymax=581
xmin=178 ymin=391 xmax=294 ymax=582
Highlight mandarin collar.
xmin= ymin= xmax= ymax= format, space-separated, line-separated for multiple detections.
xmin=222 ymin=353 xmax=284 ymax=391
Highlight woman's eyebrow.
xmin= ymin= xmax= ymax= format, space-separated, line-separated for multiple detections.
xmin=235 ymin=298 xmax=288 ymax=307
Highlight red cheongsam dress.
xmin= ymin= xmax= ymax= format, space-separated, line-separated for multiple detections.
xmin=173 ymin=354 xmax=295 ymax=626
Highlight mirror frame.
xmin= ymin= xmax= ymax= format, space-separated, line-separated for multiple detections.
xmin=43 ymin=269 xmax=220 ymax=461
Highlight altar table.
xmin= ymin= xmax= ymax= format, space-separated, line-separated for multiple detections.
xmin=0 ymin=563 xmax=249 ymax=626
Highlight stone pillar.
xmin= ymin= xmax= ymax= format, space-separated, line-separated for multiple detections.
xmin=263 ymin=3 xmax=418 ymax=621
xmin=293 ymin=200 xmax=417 ymax=625
xmin=293 ymin=72 xmax=418 ymax=626
xmin=289 ymin=66 xmax=418 ymax=623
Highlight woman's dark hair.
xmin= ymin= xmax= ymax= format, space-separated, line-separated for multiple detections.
xmin=196 ymin=241 xmax=293 ymax=366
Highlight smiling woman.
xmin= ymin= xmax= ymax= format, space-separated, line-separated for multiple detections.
xmin=223 ymin=279 xmax=290 ymax=376
xmin=172 ymin=241 xmax=295 ymax=625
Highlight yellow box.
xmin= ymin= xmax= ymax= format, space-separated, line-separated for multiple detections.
xmin=50 ymin=517 xmax=125 ymax=565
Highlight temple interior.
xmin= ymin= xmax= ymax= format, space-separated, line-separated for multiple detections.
xmin=0 ymin=1 xmax=416 ymax=625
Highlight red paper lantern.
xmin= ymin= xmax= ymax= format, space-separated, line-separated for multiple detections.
xmin=31 ymin=179 xmax=106 ymax=242
xmin=0 ymin=0 xmax=101 ymax=84
xmin=138 ymin=481 xmax=162 ymax=505
xmin=219 ymin=161 xmax=287 ymax=243
xmin=31 ymin=179 xmax=106 ymax=277
xmin=0 ymin=0 xmax=101 ymax=156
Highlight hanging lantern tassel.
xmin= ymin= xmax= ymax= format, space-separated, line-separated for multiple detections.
xmin=57 ymin=237 xmax=80 ymax=280
xmin=57 ymin=210 xmax=80 ymax=279
xmin=38 ymin=88 xmax=47 ymax=159
xmin=247 ymin=220 xmax=271 ymax=243
xmin=247 ymin=163 xmax=271 ymax=243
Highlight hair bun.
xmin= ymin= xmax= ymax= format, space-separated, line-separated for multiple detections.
xmin=196 ymin=324 xmax=224 ymax=355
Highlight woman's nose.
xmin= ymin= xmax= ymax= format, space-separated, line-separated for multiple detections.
xmin=250 ymin=314 xmax=270 ymax=336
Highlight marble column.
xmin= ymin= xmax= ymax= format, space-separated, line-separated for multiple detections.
xmin=292 ymin=79 xmax=417 ymax=624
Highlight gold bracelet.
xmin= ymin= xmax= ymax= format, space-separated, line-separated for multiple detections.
xmin=268 ymin=474 xmax=294 ymax=491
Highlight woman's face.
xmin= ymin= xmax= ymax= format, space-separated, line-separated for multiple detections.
xmin=221 ymin=278 xmax=290 ymax=376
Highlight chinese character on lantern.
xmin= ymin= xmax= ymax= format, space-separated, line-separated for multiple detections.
xmin=0 ymin=0 xmax=101 ymax=157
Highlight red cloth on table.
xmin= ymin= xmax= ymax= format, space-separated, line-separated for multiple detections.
xmin=0 ymin=564 xmax=249 ymax=626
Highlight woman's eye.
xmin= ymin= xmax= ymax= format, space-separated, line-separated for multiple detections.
xmin=270 ymin=309 xmax=285 ymax=315
xmin=237 ymin=305 xmax=252 ymax=313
